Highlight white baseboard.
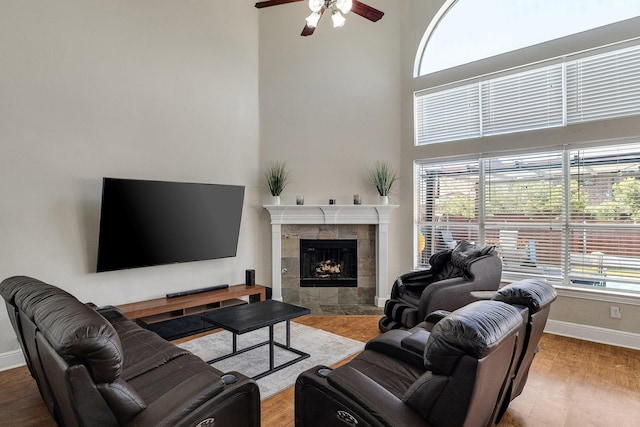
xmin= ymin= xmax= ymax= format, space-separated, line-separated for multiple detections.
xmin=545 ymin=319 xmax=640 ymax=350
xmin=0 ymin=349 xmax=26 ymax=372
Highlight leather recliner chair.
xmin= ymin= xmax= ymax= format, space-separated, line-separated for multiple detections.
xmin=295 ymin=299 xmax=524 ymax=427
xmin=368 ymin=278 xmax=557 ymax=426
xmin=379 ymin=240 xmax=502 ymax=332
xmin=0 ymin=276 xmax=261 ymax=427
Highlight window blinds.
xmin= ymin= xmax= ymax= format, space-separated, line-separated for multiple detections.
xmin=415 ymin=143 xmax=640 ymax=292
xmin=566 ymin=45 xmax=640 ymax=123
xmin=415 ymin=159 xmax=480 ymax=267
xmin=415 ymin=44 xmax=640 ymax=145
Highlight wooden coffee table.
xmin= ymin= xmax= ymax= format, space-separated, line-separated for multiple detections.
xmin=201 ymin=300 xmax=311 ymax=380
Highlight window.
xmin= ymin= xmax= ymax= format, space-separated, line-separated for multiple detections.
xmin=416 ymin=142 xmax=640 ymax=293
xmin=415 ymin=44 xmax=640 ymax=145
xmin=417 ymin=0 xmax=640 ymax=76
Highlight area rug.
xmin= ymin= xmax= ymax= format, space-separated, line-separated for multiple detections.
xmin=177 ymin=322 xmax=365 ymax=400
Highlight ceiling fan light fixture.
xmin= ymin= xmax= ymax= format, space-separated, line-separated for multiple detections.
xmin=331 ymin=9 xmax=346 ymax=28
xmin=306 ymin=11 xmax=322 ymax=28
xmin=308 ymin=0 xmax=324 ymax=13
xmin=336 ymin=0 xmax=352 ymax=14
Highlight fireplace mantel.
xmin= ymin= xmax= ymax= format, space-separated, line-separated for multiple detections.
xmin=264 ymin=204 xmax=398 ymax=307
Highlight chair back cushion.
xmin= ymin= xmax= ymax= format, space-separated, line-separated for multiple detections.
xmin=11 ymin=277 xmax=123 ymax=383
xmin=424 ymin=300 xmax=521 ymax=374
xmin=493 ymin=278 xmax=557 ymax=313
xmin=433 ymin=241 xmax=495 ymax=281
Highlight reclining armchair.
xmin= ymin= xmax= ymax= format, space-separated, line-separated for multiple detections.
xmin=368 ymin=278 xmax=557 ymax=426
xmin=379 ymin=240 xmax=502 ymax=332
xmin=295 ymin=300 xmax=524 ymax=427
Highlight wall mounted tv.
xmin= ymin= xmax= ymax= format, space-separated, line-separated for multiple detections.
xmin=96 ymin=178 xmax=245 ymax=272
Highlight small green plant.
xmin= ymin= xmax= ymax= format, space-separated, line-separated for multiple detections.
xmin=368 ymin=161 xmax=398 ymax=196
xmin=264 ymin=161 xmax=290 ymax=196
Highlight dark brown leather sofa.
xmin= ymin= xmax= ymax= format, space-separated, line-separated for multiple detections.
xmin=0 ymin=276 xmax=260 ymax=427
xmin=295 ymin=299 xmax=524 ymax=427
xmin=379 ymin=241 xmax=503 ymax=332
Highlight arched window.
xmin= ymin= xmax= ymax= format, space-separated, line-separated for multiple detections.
xmin=416 ymin=0 xmax=640 ymax=76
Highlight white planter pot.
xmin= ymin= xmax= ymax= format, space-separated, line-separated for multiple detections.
xmin=272 ymin=195 xmax=281 ymax=205
xmin=380 ymin=195 xmax=389 ymax=205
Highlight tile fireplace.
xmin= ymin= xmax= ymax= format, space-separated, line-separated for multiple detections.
xmin=264 ymin=205 xmax=398 ymax=308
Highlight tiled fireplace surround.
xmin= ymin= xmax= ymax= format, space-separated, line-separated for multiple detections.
xmin=264 ymin=205 xmax=397 ymax=313
xmin=281 ymin=223 xmax=376 ymax=308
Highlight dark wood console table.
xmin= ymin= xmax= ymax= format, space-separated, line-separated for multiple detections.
xmin=117 ymin=284 xmax=267 ymax=329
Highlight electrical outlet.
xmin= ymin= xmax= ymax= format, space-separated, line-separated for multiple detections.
xmin=610 ymin=306 xmax=622 ymax=319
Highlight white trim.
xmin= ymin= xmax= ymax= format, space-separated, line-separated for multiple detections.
xmin=555 ymin=286 xmax=640 ymax=306
xmin=545 ymin=319 xmax=640 ymax=350
xmin=0 ymin=349 xmax=26 ymax=372
xmin=264 ymin=205 xmax=398 ymax=307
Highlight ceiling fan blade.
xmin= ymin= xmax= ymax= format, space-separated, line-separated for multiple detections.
xmin=351 ymin=0 xmax=384 ymax=22
xmin=301 ymin=7 xmax=325 ymax=36
xmin=255 ymin=0 xmax=304 ymax=9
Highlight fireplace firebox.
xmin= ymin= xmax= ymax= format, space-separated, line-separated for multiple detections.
xmin=300 ymin=239 xmax=357 ymax=287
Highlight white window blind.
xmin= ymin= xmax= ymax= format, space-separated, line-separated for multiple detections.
xmin=415 ymin=43 xmax=640 ymax=145
xmin=416 ymin=159 xmax=480 ymax=267
xmin=415 ymin=143 xmax=640 ymax=293
xmin=415 ymin=83 xmax=480 ymax=145
xmin=568 ymin=144 xmax=640 ymax=290
xmin=481 ymin=65 xmax=564 ymax=135
xmin=483 ymin=151 xmax=565 ymax=283
xmin=566 ymin=45 xmax=640 ymax=123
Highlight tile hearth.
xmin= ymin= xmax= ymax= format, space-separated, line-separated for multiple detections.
xmin=306 ymin=304 xmax=384 ymax=315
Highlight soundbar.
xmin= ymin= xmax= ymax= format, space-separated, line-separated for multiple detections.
xmin=166 ymin=284 xmax=229 ymax=299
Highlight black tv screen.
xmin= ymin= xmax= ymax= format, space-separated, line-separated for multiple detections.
xmin=96 ymin=178 xmax=245 ymax=272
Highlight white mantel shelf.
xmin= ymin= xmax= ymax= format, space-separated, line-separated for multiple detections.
xmin=264 ymin=204 xmax=398 ymax=225
xmin=264 ymin=204 xmax=398 ymax=308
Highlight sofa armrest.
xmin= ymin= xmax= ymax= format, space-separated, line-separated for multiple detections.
xmin=417 ymin=276 xmax=468 ymax=317
xmin=127 ymin=371 xmax=259 ymax=427
xmin=365 ymin=330 xmax=424 ymax=368
xmin=328 ymin=366 xmax=426 ymax=426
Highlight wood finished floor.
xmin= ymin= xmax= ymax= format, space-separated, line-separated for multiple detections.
xmin=1 ymin=315 xmax=638 ymax=427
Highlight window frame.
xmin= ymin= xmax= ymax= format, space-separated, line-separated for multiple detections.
xmin=415 ymin=142 xmax=640 ymax=298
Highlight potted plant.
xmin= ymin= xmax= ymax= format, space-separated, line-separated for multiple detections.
xmin=368 ymin=160 xmax=398 ymax=205
xmin=264 ymin=161 xmax=290 ymax=205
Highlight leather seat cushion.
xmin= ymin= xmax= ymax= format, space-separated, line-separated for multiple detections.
xmin=127 ymin=353 xmax=224 ymax=404
xmin=345 ymin=349 xmax=425 ymax=399
xmin=107 ymin=315 xmax=191 ymax=381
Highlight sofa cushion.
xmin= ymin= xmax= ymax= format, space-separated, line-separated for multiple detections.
xmin=97 ymin=378 xmax=147 ymax=425
xmin=346 ymin=350 xmax=424 ymax=399
xmin=105 ymin=314 xmax=192 ymax=380
xmin=127 ymin=353 xmax=225 ymax=405
xmin=401 ymin=371 xmax=448 ymax=419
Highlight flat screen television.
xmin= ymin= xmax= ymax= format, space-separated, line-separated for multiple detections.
xmin=96 ymin=178 xmax=245 ymax=272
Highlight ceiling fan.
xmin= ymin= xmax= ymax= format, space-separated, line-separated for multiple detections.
xmin=255 ymin=0 xmax=384 ymax=36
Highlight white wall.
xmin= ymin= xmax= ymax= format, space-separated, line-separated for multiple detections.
xmin=0 ymin=0 xmax=264 ymax=356
xmin=257 ymin=2 xmax=405 ymax=279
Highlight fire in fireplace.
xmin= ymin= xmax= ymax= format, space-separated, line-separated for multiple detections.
xmin=300 ymin=239 xmax=357 ymax=287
